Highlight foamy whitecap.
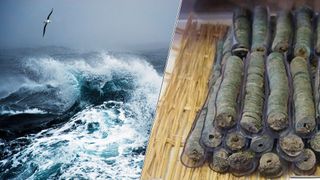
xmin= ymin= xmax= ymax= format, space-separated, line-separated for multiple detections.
xmin=0 ymin=51 xmax=163 ymax=179
xmin=0 ymin=108 xmax=47 ymax=115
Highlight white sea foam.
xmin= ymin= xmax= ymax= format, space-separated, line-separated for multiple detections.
xmin=0 ymin=51 xmax=162 ymax=180
xmin=0 ymin=108 xmax=47 ymax=115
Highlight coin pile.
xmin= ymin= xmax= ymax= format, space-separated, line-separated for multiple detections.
xmin=182 ymin=6 xmax=320 ymax=177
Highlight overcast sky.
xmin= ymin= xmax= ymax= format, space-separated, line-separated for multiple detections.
xmin=0 ymin=0 xmax=180 ymax=51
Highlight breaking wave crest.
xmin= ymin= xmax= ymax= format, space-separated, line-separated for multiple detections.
xmin=0 ymin=51 xmax=162 ymax=179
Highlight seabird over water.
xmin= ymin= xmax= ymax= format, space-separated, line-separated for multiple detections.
xmin=43 ymin=8 xmax=53 ymax=37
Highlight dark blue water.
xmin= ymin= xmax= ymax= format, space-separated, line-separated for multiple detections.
xmin=0 ymin=47 xmax=166 ymax=179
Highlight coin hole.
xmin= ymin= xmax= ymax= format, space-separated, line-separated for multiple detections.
xmin=298 ymin=49 xmax=306 ymax=56
xmin=232 ymin=137 xmax=239 ymax=142
xmin=304 ymin=158 xmax=308 ymax=162
xmin=209 ymin=135 xmax=214 ymax=139
xmin=258 ymin=144 xmax=263 ymax=147
xmin=267 ymin=160 xmax=272 ymax=163
xmin=303 ymin=123 xmax=307 ymax=128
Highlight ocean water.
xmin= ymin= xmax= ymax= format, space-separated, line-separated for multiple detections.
xmin=0 ymin=47 xmax=166 ymax=179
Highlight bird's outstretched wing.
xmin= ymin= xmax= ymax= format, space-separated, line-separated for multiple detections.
xmin=43 ymin=23 xmax=47 ymax=37
xmin=47 ymin=8 xmax=53 ymax=20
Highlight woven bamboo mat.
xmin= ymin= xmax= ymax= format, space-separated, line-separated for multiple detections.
xmin=141 ymin=16 xmax=320 ymax=180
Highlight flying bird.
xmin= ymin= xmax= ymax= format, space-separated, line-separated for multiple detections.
xmin=43 ymin=8 xmax=53 ymax=37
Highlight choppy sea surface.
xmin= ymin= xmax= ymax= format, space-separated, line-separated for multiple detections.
xmin=0 ymin=47 xmax=167 ymax=179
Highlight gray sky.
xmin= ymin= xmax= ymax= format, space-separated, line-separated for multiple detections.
xmin=0 ymin=0 xmax=180 ymax=51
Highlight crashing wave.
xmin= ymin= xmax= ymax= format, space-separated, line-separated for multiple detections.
xmin=0 ymin=50 xmax=162 ymax=179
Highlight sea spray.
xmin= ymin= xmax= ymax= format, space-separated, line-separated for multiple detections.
xmin=0 ymin=50 xmax=163 ymax=179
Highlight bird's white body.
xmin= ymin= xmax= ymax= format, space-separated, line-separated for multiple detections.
xmin=43 ymin=8 xmax=53 ymax=37
xmin=44 ymin=19 xmax=51 ymax=24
